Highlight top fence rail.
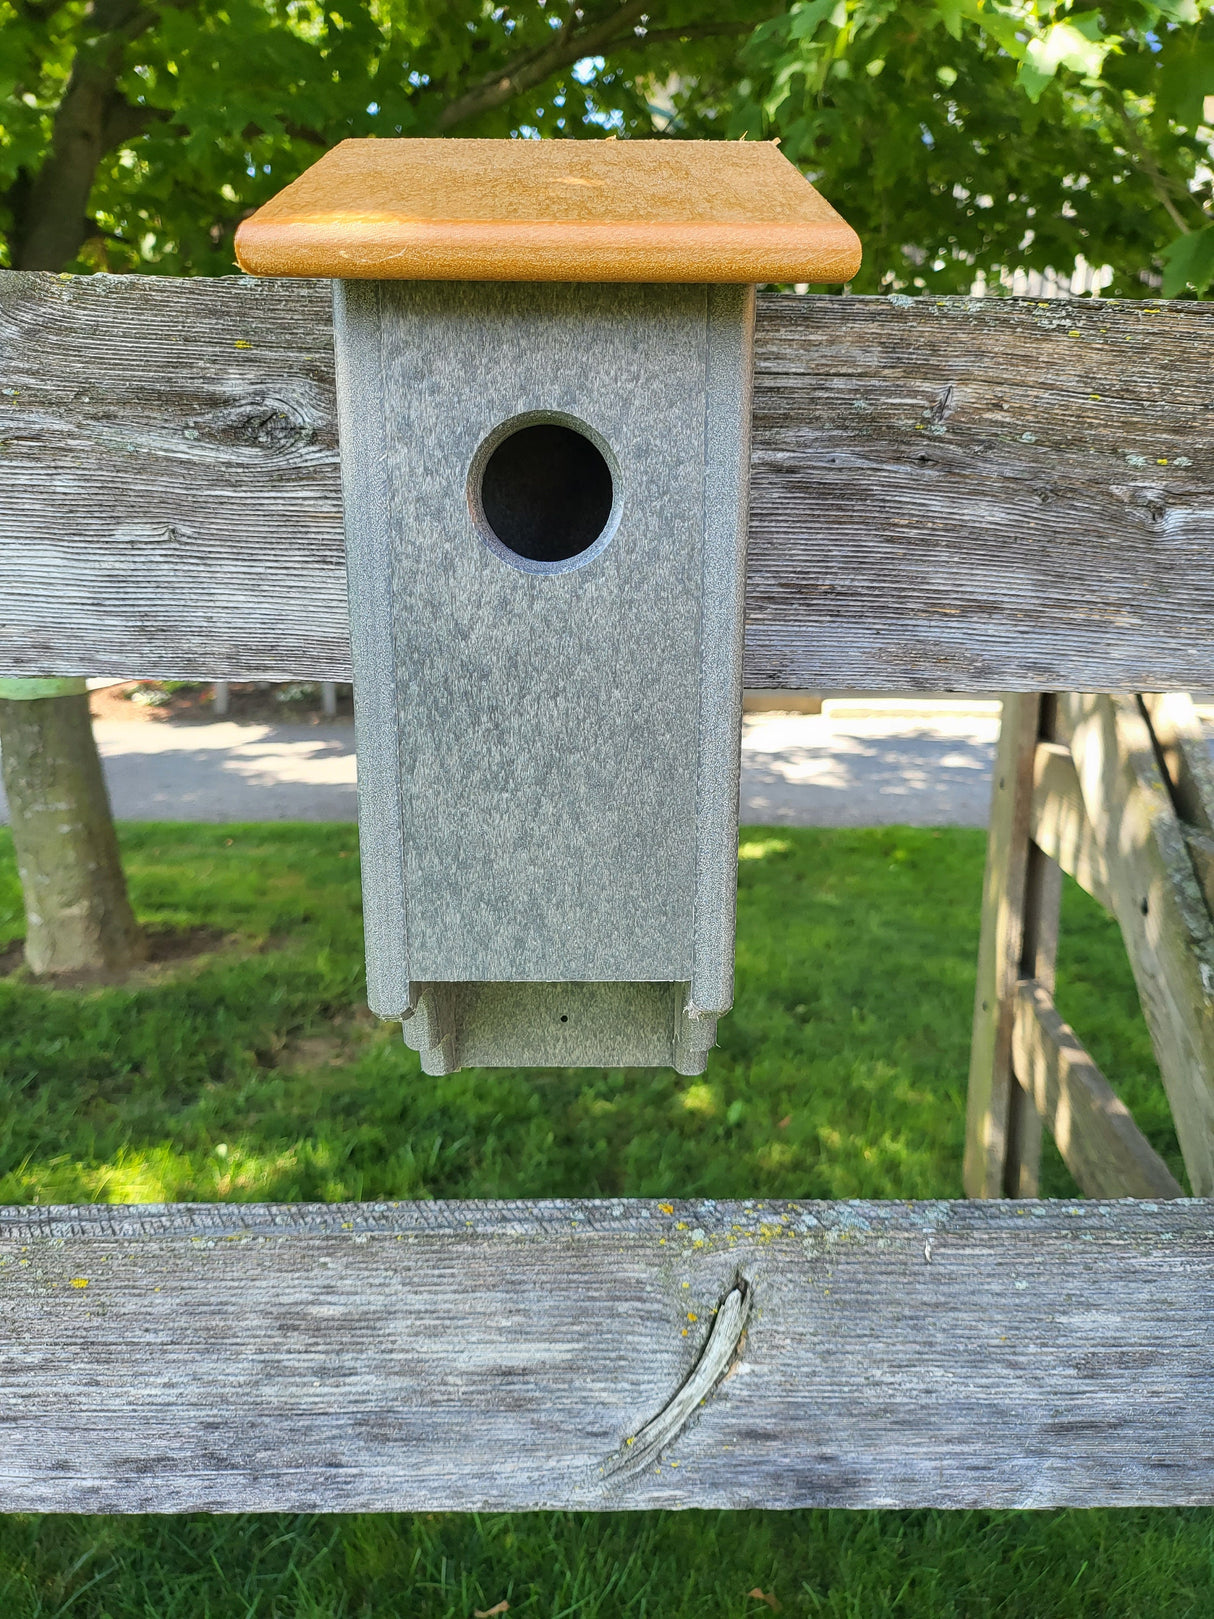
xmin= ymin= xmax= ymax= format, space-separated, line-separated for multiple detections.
xmin=2 ymin=272 xmax=1211 ymax=692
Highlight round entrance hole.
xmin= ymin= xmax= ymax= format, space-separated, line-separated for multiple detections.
xmin=474 ymin=420 xmax=616 ymax=570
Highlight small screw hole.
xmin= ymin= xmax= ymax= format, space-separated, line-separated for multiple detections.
xmin=560 ymin=1015 xmax=569 ymax=1023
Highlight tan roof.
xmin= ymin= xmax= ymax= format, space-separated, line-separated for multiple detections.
xmin=234 ymin=138 xmax=860 ymax=283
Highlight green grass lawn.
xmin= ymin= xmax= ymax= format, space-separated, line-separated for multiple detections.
xmin=0 ymin=824 xmax=1207 ymax=1618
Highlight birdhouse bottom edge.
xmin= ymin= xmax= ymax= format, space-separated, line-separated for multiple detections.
xmin=399 ymin=981 xmax=716 ymax=1075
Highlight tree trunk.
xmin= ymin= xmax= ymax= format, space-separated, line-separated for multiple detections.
xmin=0 ymin=685 xmax=145 ymax=975
xmin=2 ymin=4 xmax=152 ymax=975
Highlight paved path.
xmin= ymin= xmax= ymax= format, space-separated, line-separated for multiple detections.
xmin=739 ymin=708 xmax=999 ymax=827
xmin=0 ymin=704 xmax=1008 ymax=828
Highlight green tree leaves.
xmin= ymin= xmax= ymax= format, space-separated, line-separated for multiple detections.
xmin=1019 ymin=14 xmax=1118 ymax=104
xmin=734 ymin=0 xmax=1214 ymax=294
xmin=2 ymin=0 xmax=1214 ymax=294
xmin=1161 ymin=221 xmax=1214 ymax=292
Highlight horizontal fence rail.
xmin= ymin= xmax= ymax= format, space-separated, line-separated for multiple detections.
xmin=2 ymin=1196 xmax=1213 ymax=1511
xmin=3 ymin=274 xmax=1214 ymax=690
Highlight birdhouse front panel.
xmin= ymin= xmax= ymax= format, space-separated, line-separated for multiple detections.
xmin=333 ymin=278 xmax=753 ymax=1074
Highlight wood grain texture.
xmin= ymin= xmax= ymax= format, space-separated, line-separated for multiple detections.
xmin=1142 ymin=692 xmax=1214 ymax=843
xmin=3 ymin=1197 xmax=1214 ymax=1512
xmin=233 ymin=139 xmax=861 ymax=284
xmin=1005 ymin=697 xmax=1063 ymax=1197
xmin=749 ymin=295 xmax=1214 ymax=691
xmin=0 ymin=272 xmax=347 ymax=680
xmin=1185 ymin=826 xmax=1214 ymax=921
xmin=6 ymin=275 xmax=1214 ymax=688
xmin=1057 ymin=693 xmax=1214 ymax=1194
xmin=1030 ymin=740 xmax=1115 ymax=912
xmin=1145 ymin=691 xmax=1214 ymax=922
xmin=964 ymin=695 xmax=1043 ymax=1198
xmin=1012 ymin=979 xmax=1184 ymax=1199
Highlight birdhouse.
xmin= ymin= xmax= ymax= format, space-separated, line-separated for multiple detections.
xmin=235 ymin=139 xmax=859 ymax=1075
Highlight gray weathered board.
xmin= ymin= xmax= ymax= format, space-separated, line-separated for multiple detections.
xmin=2 ymin=1197 xmax=1213 ymax=1512
xmin=4 ymin=272 xmax=1214 ymax=690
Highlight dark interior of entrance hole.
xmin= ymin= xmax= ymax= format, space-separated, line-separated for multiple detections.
xmin=478 ymin=422 xmax=614 ymax=564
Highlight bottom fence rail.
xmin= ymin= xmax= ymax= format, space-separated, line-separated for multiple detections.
xmin=0 ymin=1197 xmax=1210 ymax=1513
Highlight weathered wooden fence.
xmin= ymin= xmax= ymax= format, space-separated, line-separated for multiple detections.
xmin=966 ymin=691 xmax=1214 ymax=1201
xmin=3 ymin=273 xmax=1214 ymax=1511
xmin=3 ymin=274 xmax=1212 ymax=688
xmin=4 ymin=1198 xmax=1213 ymax=1512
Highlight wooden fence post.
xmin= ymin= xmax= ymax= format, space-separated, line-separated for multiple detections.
xmin=1055 ymin=692 xmax=1214 ymax=1193
xmin=964 ymin=694 xmax=1061 ymax=1197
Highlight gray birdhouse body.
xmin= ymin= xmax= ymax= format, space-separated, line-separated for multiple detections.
xmin=334 ymin=280 xmax=752 ymax=1074
xmin=234 ymin=139 xmax=861 ymax=1072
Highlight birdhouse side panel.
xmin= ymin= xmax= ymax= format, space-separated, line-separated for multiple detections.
xmin=691 ymin=282 xmax=754 ymax=1019
xmin=332 ymin=282 xmax=412 ymax=1019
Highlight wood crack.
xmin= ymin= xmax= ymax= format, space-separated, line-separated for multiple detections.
xmin=602 ymin=1278 xmax=751 ymax=1484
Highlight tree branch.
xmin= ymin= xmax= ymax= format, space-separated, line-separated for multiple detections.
xmin=433 ymin=0 xmax=650 ymax=132
xmin=101 ymin=93 xmax=160 ymax=153
xmin=618 ymin=21 xmax=756 ymax=47
xmin=13 ymin=1 xmax=71 ymax=21
xmin=1114 ymin=99 xmax=1199 ymax=238
xmin=240 ymin=119 xmax=329 ymax=150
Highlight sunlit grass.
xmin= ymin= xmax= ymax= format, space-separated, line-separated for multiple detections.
xmin=0 ymin=823 xmax=1185 ymax=1205
xmin=737 ymin=836 xmax=793 ymax=860
xmin=0 ymin=822 xmax=1201 ymax=1616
